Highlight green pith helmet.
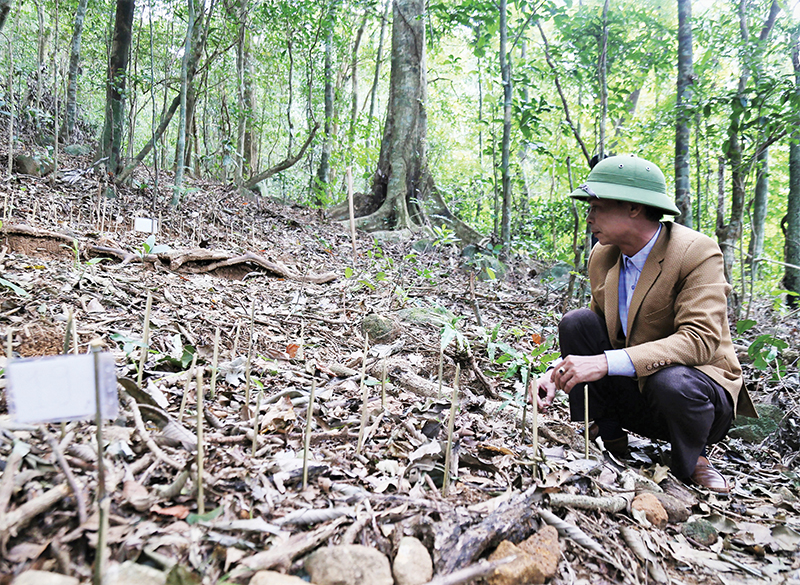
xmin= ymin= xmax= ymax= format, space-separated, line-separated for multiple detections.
xmin=569 ymin=154 xmax=680 ymax=215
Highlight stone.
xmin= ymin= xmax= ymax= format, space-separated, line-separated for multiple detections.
xmin=632 ymin=493 xmax=668 ymax=529
xmin=361 ymin=313 xmax=398 ymax=343
xmin=683 ymin=518 xmax=718 ymax=546
xmin=393 ymin=536 xmax=433 ymax=585
xmin=11 ymin=571 xmax=79 ymax=585
xmin=487 ymin=526 xmax=560 ymax=585
xmin=103 ymin=561 xmax=167 ymax=585
xmin=249 ymin=571 xmax=308 ymax=585
xmin=518 ymin=525 xmax=560 ymax=581
xmin=651 ymin=492 xmax=691 ymax=524
xmin=63 ymin=144 xmax=93 ymax=156
xmin=729 ymin=404 xmax=782 ymax=442
xmin=12 ymin=154 xmax=41 ymax=176
xmin=305 ymin=544 xmax=393 ymax=585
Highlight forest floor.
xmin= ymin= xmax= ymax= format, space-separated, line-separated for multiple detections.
xmin=0 ymin=150 xmax=799 ymax=585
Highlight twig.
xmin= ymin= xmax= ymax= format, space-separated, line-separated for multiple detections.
xmin=0 ymin=441 xmax=29 ymax=517
xmin=420 ymin=556 xmax=518 ymax=585
xmin=209 ymin=326 xmax=220 ymax=400
xmin=252 ymin=385 xmax=262 ymax=457
xmin=244 ymin=298 xmax=256 ymax=418
xmin=122 ymin=394 xmax=184 ymax=471
xmin=356 ymin=333 xmax=370 ymax=455
xmin=548 ymin=492 xmax=628 ymax=514
xmin=584 ymin=384 xmax=589 ymax=459
xmin=178 ymin=353 xmax=198 ymax=423
xmin=538 ymin=508 xmax=606 ymax=556
xmin=41 ymin=428 xmax=87 ymax=525
xmin=0 ymin=483 xmax=71 ymax=540
xmin=347 ymin=166 xmax=357 ymax=262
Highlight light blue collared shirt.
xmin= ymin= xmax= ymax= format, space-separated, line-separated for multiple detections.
xmin=605 ymin=224 xmax=662 ymax=377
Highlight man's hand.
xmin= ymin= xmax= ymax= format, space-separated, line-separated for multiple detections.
xmin=529 ymin=369 xmax=556 ymax=411
xmin=551 ymin=354 xmax=608 ymax=394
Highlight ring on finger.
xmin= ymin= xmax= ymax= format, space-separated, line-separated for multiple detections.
xmin=558 ymin=367 xmax=565 ymax=375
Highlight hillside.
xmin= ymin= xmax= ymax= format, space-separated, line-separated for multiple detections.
xmin=1 ymin=157 xmax=799 ymax=585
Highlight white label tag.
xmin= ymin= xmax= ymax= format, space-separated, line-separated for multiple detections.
xmin=6 ymin=353 xmax=119 ymax=424
xmin=134 ymin=217 xmax=158 ymax=233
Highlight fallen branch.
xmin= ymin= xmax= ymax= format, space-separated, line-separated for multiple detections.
xmin=0 ymin=483 xmax=71 ymax=541
xmin=547 ymin=492 xmax=628 ymax=514
xmin=243 ymin=123 xmax=320 ymax=189
xmin=421 ymin=555 xmax=518 ymax=585
xmin=123 ymin=394 xmax=185 ymax=471
xmin=41 ymin=428 xmax=88 ymax=525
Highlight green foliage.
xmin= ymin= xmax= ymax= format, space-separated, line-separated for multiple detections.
xmin=136 ymin=235 xmax=172 ymax=258
xmin=0 ymin=277 xmax=29 ymax=298
xmin=736 ymin=319 xmax=789 ymax=377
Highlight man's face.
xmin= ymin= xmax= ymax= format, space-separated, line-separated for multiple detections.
xmin=586 ymin=199 xmax=632 ymax=247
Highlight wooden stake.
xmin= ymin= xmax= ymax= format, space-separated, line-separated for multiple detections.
xmin=196 ymin=366 xmax=205 ymax=516
xmin=584 ymin=384 xmax=590 ymax=459
xmin=231 ymin=321 xmax=241 ymax=358
xmin=62 ymin=310 xmax=74 ymax=355
xmin=380 ymin=357 xmax=387 ymax=408
xmin=346 ymin=166 xmax=357 ymax=262
xmin=437 ymin=345 xmax=444 ymax=399
xmin=137 ymin=292 xmax=153 ymax=388
xmin=209 ymin=327 xmax=220 ymax=400
xmin=91 ymin=341 xmax=109 ymax=585
xmin=244 ymin=299 xmax=256 ymax=417
xmin=532 ymin=382 xmax=539 ymax=460
xmin=178 ymin=353 xmax=198 ymax=423
xmin=302 ymin=378 xmax=316 ymax=491
xmin=5 ymin=327 xmax=12 ymax=359
xmin=442 ymin=365 xmax=460 ymax=497
xmin=356 ymin=333 xmax=370 ymax=455
xmin=251 ymin=386 xmax=262 ymax=457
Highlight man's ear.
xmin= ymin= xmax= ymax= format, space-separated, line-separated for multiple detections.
xmin=628 ymin=203 xmax=644 ymax=218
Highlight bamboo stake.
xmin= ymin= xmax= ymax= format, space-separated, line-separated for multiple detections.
xmin=244 ymin=298 xmax=256 ymax=417
xmin=380 ymin=357 xmax=387 ymax=408
xmin=63 ymin=310 xmax=74 ymax=355
xmin=5 ymin=327 xmax=12 ymax=359
xmin=91 ymin=341 xmax=109 ymax=585
xmin=231 ymin=321 xmax=241 ymax=358
xmin=209 ymin=326 xmax=220 ymax=400
xmin=302 ymin=378 xmax=316 ymax=490
xmin=252 ymin=385 xmax=262 ymax=457
xmin=196 ymin=366 xmax=205 ymax=516
xmin=437 ymin=345 xmax=444 ymax=399
xmin=532 ymin=378 xmax=539 ymax=460
xmin=442 ymin=365 xmax=460 ymax=497
xmin=178 ymin=353 xmax=198 ymax=423
xmin=355 ymin=333 xmax=370 ymax=455
xmin=584 ymin=384 xmax=590 ymax=459
xmin=137 ymin=292 xmax=153 ymax=388
xmin=346 ymin=166 xmax=357 ymax=262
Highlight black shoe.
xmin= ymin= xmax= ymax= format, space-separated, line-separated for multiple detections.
xmin=588 ymin=423 xmax=628 ymax=456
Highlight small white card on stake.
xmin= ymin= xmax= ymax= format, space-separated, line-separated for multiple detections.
xmin=6 ymin=353 xmax=118 ymax=424
xmin=134 ymin=217 xmax=158 ymax=234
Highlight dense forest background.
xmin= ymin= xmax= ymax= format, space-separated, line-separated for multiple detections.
xmin=2 ymin=0 xmax=800 ymax=312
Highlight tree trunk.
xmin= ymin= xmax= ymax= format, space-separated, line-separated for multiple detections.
xmin=748 ymin=147 xmax=768 ymax=279
xmin=785 ymin=29 xmax=800 ymax=308
xmin=716 ymin=0 xmax=780 ymax=283
xmin=99 ymin=0 xmax=135 ymax=177
xmin=675 ymin=0 xmax=693 ymax=227
xmin=63 ymin=0 xmax=88 ymax=142
xmin=235 ymin=0 xmax=255 ymax=180
xmin=314 ymin=1 xmax=336 ymax=204
xmin=347 ymin=11 xmax=367 ymax=166
xmin=499 ymin=0 xmax=512 ymax=256
xmin=116 ymin=0 xmax=210 ymax=184
xmin=327 ymin=0 xmax=481 ymax=245
xmin=597 ymin=0 xmax=609 ymax=158
xmin=365 ymin=0 xmax=389 ymax=167
xmin=172 ymin=0 xmax=194 ymax=205
xmin=0 ymin=0 xmax=10 ymax=32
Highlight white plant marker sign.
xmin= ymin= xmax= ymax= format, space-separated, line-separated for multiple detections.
xmin=133 ymin=217 xmax=158 ymax=234
xmin=6 ymin=353 xmax=118 ymax=424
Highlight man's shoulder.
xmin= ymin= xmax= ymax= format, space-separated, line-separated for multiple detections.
xmin=662 ymin=222 xmax=719 ymax=254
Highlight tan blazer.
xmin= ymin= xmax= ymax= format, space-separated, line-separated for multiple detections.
xmin=588 ymin=221 xmax=757 ymax=418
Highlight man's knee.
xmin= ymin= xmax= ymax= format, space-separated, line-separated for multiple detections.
xmin=559 ymin=308 xmax=598 ymax=338
xmin=645 ymin=366 xmax=705 ymax=415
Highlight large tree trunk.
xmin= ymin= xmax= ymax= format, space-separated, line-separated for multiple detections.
xmin=364 ymin=0 xmax=389 ymax=167
xmin=0 ymin=0 xmax=12 ymax=32
xmin=314 ymin=1 xmax=337 ymax=204
xmin=172 ymin=0 xmax=194 ymax=205
xmin=748 ymin=147 xmax=768 ymax=279
xmin=328 ymin=0 xmax=480 ymax=245
xmin=675 ymin=0 xmax=693 ymax=228
xmin=99 ymin=0 xmax=135 ymax=176
xmin=235 ymin=0 xmax=255 ymax=180
xmin=785 ymin=29 xmax=800 ymax=308
xmin=63 ymin=0 xmax=88 ymax=142
xmin=499 ymin=0 xmax=512 ymax=256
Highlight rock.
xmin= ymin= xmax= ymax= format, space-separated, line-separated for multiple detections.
xmin=305 ymin=544 xmax=393 ymax=585
xmin=683 ymin=518 xmax=718 ymax=546
xmin=361 ymin=313 xmax=399 ymax=343
xmin=651 ymin=492 xmax=691 ymax=524
xmin=249 ymin=571 xmax=308 ymax=585
xmin=11 ymin=571 xmax=79 ymax=585
xmin=393 ymin=536 xmax=433 ymax=585
xmin=103 ymin=561 xmax=167 ymax=585
xmin=487 ymin=526 xmax=560 ymax=585
xmin=12 ymin=154 xmax=40 ymax=176
xmin=518 ymin=525 xmax=560 ymax=582
xmin=371 ymin=229 xmax=414 ymax=245
xmin=632 ymin=493 xmax=668 ymax=529
xmin=63 ymin=144 xmax=93 ymax=156
xmin=729 ymin=404 xmax=782 ymax=442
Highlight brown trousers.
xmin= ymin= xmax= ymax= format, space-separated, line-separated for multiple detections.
xmin=561 ymin=309 xmax=734 ymax=478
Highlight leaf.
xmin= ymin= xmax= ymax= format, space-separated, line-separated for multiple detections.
xmin=441 ymin=325 xmax=458 ymax=351
xmin=344 ymin=266 xmax=353 ymax=278
xmin=186 ymin=506 xmax=223 ymax=525
xmin=531 ymin=332 xmax=544 ymax=345
xmin=152 ymin=504 xmax=191 ymax=519
xmin=736 ymin=319 xmax=756 ymax=335
xmin=0 ymin=277 xmax=29 ymax=297
xmin=286 ymin=343 xmax=300 ymax=358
